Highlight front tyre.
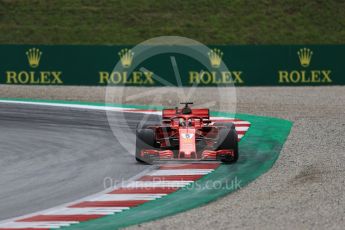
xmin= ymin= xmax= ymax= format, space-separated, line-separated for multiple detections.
xmin=217 ymin=128 xmax=239 ymax=163
xmin=135 ymin=128 xmax=156 ymax=164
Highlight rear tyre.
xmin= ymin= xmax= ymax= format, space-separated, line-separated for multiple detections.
xmin=217 ymin=128 xmax=239 ymax=163
xmin=135 ymin=128 xmax=156 ymax=164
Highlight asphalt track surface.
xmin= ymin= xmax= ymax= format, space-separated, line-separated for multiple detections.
xmin=0 ymin=103 xmax=154 ymax=221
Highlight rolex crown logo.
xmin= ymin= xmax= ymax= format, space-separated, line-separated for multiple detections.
xmin=26 ymin=48 xmax=42 ymax=68
xmin=118 ymin=48 xmax=134 ymax=68
xmin=297 ymin=48 xmax=313 ymax=67
xmin=208 ymin=48 xmax=223 ymax=68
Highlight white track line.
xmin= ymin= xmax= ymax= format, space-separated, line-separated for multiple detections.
xmin=0 ymin=221 xmax=79 ymax=228
xmin=124 ymin=181 xmax=193 ymax=188
xmin=0 ymin=100 xmax=126 ymax=112
xmin=89 ymin=194 xmax=165 ymax=201
xmin=235 ymin=126 xmax=249 ymax=131
xmin=147 ymin=169 xmax=214 ymax=176
xmin=45 ymin=207 xmax=128 ymax=215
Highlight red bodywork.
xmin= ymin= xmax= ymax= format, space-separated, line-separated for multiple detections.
xmin=140 ymin=107 xmax=235 ymax=161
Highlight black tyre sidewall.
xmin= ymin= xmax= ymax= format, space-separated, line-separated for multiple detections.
xmin=217 ymin=128 xmax=239 ymax=163
xmin=136 ymin=128 xmax=155 ymax=163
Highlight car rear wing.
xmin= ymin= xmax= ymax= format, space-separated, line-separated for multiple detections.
xmin=162 ymin=108 xmax=210 ymax=119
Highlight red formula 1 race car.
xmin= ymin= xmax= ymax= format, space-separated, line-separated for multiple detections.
xmin=135 ymin=102 xmax=239 ymax=164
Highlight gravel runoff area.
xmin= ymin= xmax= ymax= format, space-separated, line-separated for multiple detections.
xmin=1 ymin=85 xmax=344 ymax=229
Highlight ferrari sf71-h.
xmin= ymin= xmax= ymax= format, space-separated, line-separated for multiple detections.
xmin=136 ymin=102 xmax=238 ymax=164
